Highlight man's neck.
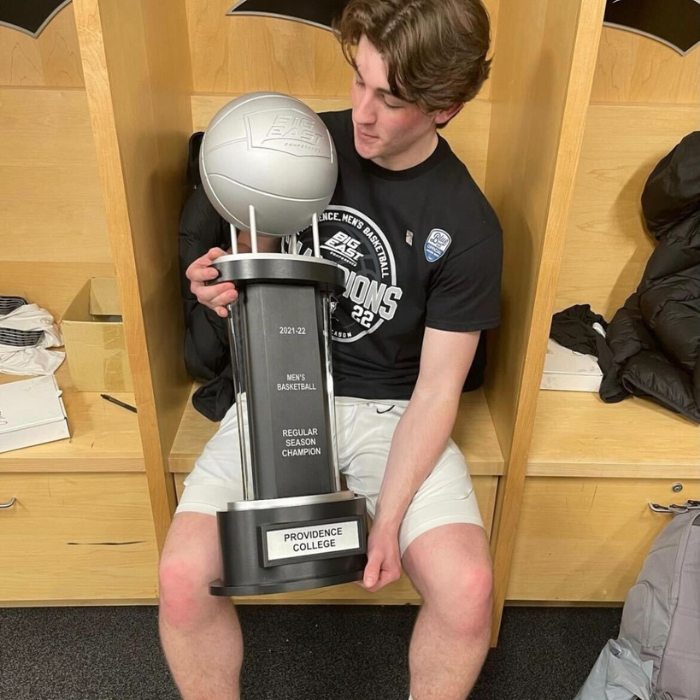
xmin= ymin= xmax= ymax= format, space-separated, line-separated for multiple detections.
xmin=372 ymin=132 xmax=439 ymax=171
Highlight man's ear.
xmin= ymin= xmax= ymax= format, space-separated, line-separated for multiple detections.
xmin=435 ymin=103 xmax=463 ymax=126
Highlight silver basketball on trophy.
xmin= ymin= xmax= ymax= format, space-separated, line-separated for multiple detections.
xmin=199 ymin=92 xmax=338 ymax=236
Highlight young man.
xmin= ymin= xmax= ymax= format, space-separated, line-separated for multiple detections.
xmin=159 ymin=1 xmax=501 ymax=698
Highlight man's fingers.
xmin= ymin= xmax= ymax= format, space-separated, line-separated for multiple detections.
xmin=208 ymin=246 xmax=228 ymax=257
xmin=201 ymin=281 xmax=234 ymax=300
xmin=363 ymin=554 xmax=381 ymax=589
xmin=363 ymin=552 xmax=402 ymax=592
xmin=375 ymin=556 xmax=403 ymax=591
xmin=365 ymin=570 xmax=393 ymax=593
xmin=207 ymin=287 xmax=238 ymax=317
xmin=201 ymin=266 xmax=221 ymax=282
xmin=202 ymin=246 xmax=228 ymax=263
xmin=189 ymin=264 xmax=221 ymax=287
xmin=187 ymin=248 xmax=227 ymax=283
xmin=192 ymin=280 xmax=236 ymax=304
xmin=184 ymin=246 xmax=237 ymax=317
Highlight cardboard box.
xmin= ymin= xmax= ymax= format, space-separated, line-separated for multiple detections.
xmin=0 ymin=375 xmax=70 ymax=453
xmin=61 ymin=278 xmax=133 ymax=392
xmin=540 ymin=338 xmax=603 ymax=392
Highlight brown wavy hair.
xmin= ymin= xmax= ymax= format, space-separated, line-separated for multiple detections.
xmin=335 ymin=0 xmax=492 ymax=114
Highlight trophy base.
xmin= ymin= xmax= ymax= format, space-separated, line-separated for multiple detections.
xmin=211 ymin=492 xmax=367 ymax=596
xmin=210 ymin=570 xmax=362 ymax=596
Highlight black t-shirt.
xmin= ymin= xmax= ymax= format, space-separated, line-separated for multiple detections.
xmin=286 ymin=110 xmax=502 ymax=401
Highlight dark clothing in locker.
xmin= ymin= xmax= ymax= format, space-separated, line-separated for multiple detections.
xmin=602 ymin=131 xmax=700 ymax=423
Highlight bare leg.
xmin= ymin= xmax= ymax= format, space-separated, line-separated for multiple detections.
xmin=402 ymin=523 xmax=492 ymax=700
xmin=159 ymin=512 xmax=243 ymax=700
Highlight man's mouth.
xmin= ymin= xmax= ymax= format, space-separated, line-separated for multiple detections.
xmin=356 ymin=128 xmax=378 ymax=142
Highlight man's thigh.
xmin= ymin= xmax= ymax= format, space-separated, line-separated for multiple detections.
xmin=177 ymin=403 xmax=244 ymax=516
xmin=337 ymin=399 xmax=483 ymax=555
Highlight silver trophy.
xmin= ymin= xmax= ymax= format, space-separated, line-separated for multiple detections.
xmin=199 ymin=92 xmax=367 ymax=595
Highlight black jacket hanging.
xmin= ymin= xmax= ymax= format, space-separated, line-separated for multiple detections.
xmin=601 ymin=131 xmax=700 ymax=423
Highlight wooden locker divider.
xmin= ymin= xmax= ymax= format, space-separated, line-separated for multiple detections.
xmin=482 ymin=0 xmax=607 ymax=639
xmin=505 ymin=21 xmax=700 ymax=608
xmin=73 ymin=0 xmax=195 ymax=548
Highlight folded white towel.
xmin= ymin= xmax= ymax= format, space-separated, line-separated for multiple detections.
xmin=0 ymin=298 xmax=65 ymax=375
xmin=0 ymin=347 xmax=65 ymax=375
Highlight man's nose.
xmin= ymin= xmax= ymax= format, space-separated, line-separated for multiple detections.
xmin=353 ymin=92 xmax=375 ymax=125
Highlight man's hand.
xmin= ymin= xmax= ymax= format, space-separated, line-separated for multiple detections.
xmin=186 ymin=247 xmax=237 ymax=318
xmin=362 ymin=523 xmax=402 ymax=592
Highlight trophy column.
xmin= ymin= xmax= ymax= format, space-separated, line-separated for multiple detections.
xmin=209 ymin=224 xmax=368 ymax=596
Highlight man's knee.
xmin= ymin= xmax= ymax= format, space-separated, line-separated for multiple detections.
xmin=407 ymin=525 xmax=493 ymax=635
xmin=158 ymin=514 xmax=223 ymax=631
xmin=159 ymin=553 xmax=211 ymax=630
xmin=455 ymin=560 xmax=493 ymax=625
xmin=463 ymin=558 xmax=493 ymax=605
xmin=428 ymin=559 xmax=492 ymax=625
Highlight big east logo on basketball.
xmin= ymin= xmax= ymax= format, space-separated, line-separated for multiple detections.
xmin=246 ymin=108 xmax=331 ymax=159
xmin=266 ymin=114 xmax=322 ymax=145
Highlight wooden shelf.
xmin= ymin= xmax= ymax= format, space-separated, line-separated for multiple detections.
xmin=169 ymin=385 xmax=503 ymax=476
xmin=528 ymin=390 xmax=699 ymax=478
xmin=0 ymin=365 xmax=143 ymax=472
xmin=168 ymin=385 xmax=217 ymax=472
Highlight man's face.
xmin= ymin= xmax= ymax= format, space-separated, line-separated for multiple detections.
xmin=351 ymin=36 xmax=449 ymax=171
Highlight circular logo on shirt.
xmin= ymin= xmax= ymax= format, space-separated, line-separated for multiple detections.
xmin=289 ymin=205 xmax=403 ymax=342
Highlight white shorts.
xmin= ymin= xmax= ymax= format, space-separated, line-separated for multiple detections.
xmin=177 ymin=397 xmax=483 ymax=554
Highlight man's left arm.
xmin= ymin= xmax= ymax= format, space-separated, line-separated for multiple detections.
xmin=362 ymin=327 xmax=481 ymax=592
